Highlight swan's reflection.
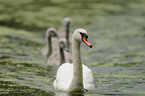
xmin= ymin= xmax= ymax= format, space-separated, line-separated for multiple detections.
xmin=55 ymin=91 xmax=96 ymax=96
xmin=55 ymin=92 xmax=84 ymax=96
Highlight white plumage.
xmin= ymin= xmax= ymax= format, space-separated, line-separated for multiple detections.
xmin=53 ymin=63 xmax=95 ymax=91
xmin=53 ymin=29 xmax=95 ymax=92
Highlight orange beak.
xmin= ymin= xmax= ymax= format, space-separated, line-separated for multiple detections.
xmin=82 ymin=36 xmax=93 ymax=48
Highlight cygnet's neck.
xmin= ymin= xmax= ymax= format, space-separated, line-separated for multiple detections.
xmin=59 ymin=46 xmax=65 ymax=65
xmin=46 ymin=36 xmax=52 ymax=58
xmin=65 ymin=23 xmax=70 ymax=48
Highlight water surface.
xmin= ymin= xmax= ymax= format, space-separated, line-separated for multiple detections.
xmin=0 ymin=0 xmax=145 ymax=96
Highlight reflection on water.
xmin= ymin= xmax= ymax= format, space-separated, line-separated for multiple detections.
xmin=55 ymin=92 xmax=85 ymax=96
xmin=0 ymin=0 xmax=145 ymax=96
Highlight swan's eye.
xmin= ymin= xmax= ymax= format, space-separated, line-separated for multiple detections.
xmin=86 ymin=35 xmax=88 ymax=38
xmin=80 ymin=32 xmax=88 ymax=39
xmin=86 ymin=38 xmax=88 ymax=41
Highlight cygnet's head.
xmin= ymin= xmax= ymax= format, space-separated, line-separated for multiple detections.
xmin=46 ymin=28 xmax=59 ymax=39
xmin=73 ymin=28 xmax=93 ymax=48
xmin=63 ymin=17 xmax=71 ymax=26
xmin=59 ymin=38 xmax=69 ymax=52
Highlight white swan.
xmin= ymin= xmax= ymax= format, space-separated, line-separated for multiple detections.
xmin=53 ymin=29 xmax=95 ymax=93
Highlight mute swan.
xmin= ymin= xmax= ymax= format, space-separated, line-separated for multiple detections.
xmin=58 ymin=38 xmax=69 ymax=65
xmin=58 ymin=17 xmax=71 ymax=49
xmin=47 ymin=18 xmax=72 ymax=66
xmin=59 ymin=18 xmax=72 ymax=63
xmin=47 ymin=38 xmax=72 ymax=66
xmin=53 ymin=29 xmax=95 ymax=93
xmin=41 ymin=28 xmax=59 ymax=58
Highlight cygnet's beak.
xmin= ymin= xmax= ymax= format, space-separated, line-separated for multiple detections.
xmin=56 ymin=35 xmax=60 ymax=39
xmin=64 ymin=47 xmax=69 ymax=52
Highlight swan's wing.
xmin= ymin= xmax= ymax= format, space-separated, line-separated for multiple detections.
xmin=53 ymin=63 xmax=73 ymax=91
xmin=82 ymin=64 xmax=95 ymax=90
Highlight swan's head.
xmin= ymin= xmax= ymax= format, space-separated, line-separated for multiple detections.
xmin=73 ymin=28 xmax=93 ymax=48
xmin=63 ymin=17 xmax=71 ymax=26
xmin=46 ymin=28 xmax=59 ymax=39
xmin=59 ymin=38 xmax=69 ymax=52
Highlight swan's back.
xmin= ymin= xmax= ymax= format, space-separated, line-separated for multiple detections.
xmin=53 ymin=63 xmax=95 ymax=91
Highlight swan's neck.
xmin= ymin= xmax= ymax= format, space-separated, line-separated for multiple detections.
xmin=46 ymin=36 xmax=52 ymax=58
xmin=68 ymin=39 xmax=84 ymax=93
xmin=59 ymin=47 xmax=65 ymax=65
xmin=65 ymin=23 xmax=70 ymax=48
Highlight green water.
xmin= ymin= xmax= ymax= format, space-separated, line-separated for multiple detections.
xmin=0 ymin=0 xmax=145 ymax=96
